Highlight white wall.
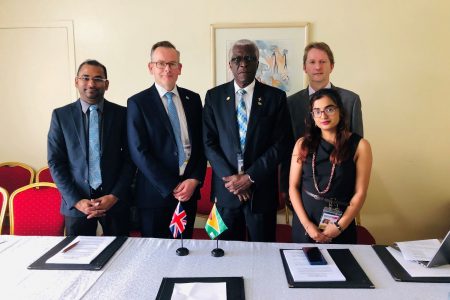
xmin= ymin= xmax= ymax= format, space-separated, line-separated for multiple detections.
xmin=0 ymin=0 xmax=449 ymax=244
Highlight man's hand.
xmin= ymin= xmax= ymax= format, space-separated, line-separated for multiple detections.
xmin=173 ymin=179 xmax=200 ymax=202
xmin=223 ymin=174 xmax=253 ymax=195
xmin=75 ymin=199 xmax=103 ymax=219
xmin=91 ymin=194 xmax=118 ymax=211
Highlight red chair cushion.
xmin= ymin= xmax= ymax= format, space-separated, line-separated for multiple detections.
xmin=12 ymin=186 xmax=64 ymax=236
xmin=356 ymin=225 xmax=376 ymax=245
xmin=37 ymin=168 xmax=54 ymax=183
xmin=0 ymin=165 xmax=33 ymax=194
xmin=276 ymin=224 xmax=292 ymax=243
xmin=198 ymin=167 xmax=213 ymax=215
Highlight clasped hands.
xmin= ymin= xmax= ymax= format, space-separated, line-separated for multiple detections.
xmin=305 ymin=222 xmax=341 ymax=243
xmin=223 ymin=174 xmax=253 ymax=202
xmin=75 ymin=194 xmax=118 ymax=219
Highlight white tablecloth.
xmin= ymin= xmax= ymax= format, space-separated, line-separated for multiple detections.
xmin=0 ymin=236 xmax=449 ymax=300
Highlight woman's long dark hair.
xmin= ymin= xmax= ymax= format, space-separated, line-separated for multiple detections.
xmin=299 ymin=88 xmax=350 ymax=164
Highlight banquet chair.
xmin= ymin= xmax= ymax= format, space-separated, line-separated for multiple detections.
xmin=0 ymin=162 xmax=35 ymax=195
xmin=9 ymin=182 xmax=64 ymax=236
xmin=356 ymin=214 xmax=376 ymax=245
xmin=192 ymin=166 xmax=213 ymax=239
xmin=275 ymin=168 xmax=292 ymax=243
xmin=275 ymin=196 xmax=292 ymax=243
xmin=35 ymin=166 xmax=54 ymax=183
xmin=0 ymin=187 xmax=8 ymax=234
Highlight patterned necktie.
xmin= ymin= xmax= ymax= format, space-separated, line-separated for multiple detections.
xmin=236 ymin=89 xmax=248 ymax=153
xmin=88 ymin=104 xmax=102 ymax=189
xmin=166 ymin=92 xmax=185 ymax=167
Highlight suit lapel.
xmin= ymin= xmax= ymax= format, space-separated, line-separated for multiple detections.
xmin=148 ymin=85 xmax=175 ymax=141
xmin=246 ymin=81 xmax=264 ymax=144
xmin=101 ymin=100 xmax=113 ymax=156
xmin=70 ymin=100 xmax=87 ymax=160
xmin=223 ymin=82 xmax=241 ymax=152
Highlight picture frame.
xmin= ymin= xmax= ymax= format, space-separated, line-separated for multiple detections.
xmin=211 ymin=22 xmax=310 ymax=96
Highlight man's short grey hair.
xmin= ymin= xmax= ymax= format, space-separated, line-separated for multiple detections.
xmin=228 ymin=39 xmax=259 ymax=61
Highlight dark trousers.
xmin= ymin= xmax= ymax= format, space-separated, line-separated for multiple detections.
xmin=139 ymin=199 xmax=197 ymax=239
xmin=64 ymin=186 xmax=130 ymax=236
xmin=217 ymin=203 xmax=276 ymax=242
xmin=65 ymin=212 xmax=129 ymax=236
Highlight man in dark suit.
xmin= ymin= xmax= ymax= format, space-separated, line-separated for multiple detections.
xmin=48 ymin=59 xmax=135 ymax=236
xmin=280 ymin=42 xmax=364 ymax=203
xmin=127 ymin=41 xmax=206 ymax=238
xmin=203 ymin=39 xmax=293 ymax=242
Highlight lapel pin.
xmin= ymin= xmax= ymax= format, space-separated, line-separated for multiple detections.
xmin=185 ymin=96 xmax=189 ymax=100
xmin=257 ymin=97 xmax=263 ymax=105
xmin=226 ymin=96 xmax=231 ymax=101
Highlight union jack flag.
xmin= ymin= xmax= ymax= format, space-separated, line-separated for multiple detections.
xmin=169 ymin=202 xmax=187 ymax=238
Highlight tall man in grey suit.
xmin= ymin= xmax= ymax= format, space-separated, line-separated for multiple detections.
xmin=203 ymin=39 xmax=293 ymax=242
xmin=127 ymin=41 xmax=206 ymax=238
xmin=280 ymin=42 xmax=364 ymax=202
xmin=288 ymin=42 xmax=363 ymax=139
xmin=48 ymin=59 xmax=135 ymax=236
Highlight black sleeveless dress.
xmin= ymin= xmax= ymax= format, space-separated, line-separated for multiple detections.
xmin=292 ymin=134 xmax=362 ymax=244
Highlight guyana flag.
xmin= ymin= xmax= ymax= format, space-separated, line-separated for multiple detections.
xmin=205 ymin=203 xmax=228 ymax=239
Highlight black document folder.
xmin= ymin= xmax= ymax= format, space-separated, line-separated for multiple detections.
xmin=156 ymin=277 xmax=245 ymax=300
xmin=373 ymin=245 xmax=450 ymax=283
xmin=280 ymin=248 xmax=374 ymax=288
xmin=27 ymin=236 xmax=127 ymax=270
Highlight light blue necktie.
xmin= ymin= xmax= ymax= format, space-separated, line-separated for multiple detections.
xmin=236 ymin=89 xmax=248 ymax=153
xmin=166 ymin=92 xmax=185 ymax=167
xmin=88 ymin=104 xmax=102 ymax=189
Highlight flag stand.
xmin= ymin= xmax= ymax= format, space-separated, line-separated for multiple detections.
xmin=211 ymin=238 xmax=224 ymax=257
xmin=176 ymin=235 xmax=189 ymax=256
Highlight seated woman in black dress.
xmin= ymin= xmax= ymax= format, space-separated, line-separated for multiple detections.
xmin=289 ymin=89 xmax=372 ymax=244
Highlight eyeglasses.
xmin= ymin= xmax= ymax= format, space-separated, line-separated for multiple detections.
xmin=77 ymin=76 xmax=107 ymax=83
xmin=311 ymin=106 xmax=338 ymax=118
xmin=152 ymin=61 xmax=180 ymax=70
xmin=230 ymin=56 xmax=258 ymax=65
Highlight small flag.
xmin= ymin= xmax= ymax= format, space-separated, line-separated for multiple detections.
xmin=205 ymin=203 xmax=228 ymax=239
xmin=169 ymin=202 xmax=187 ymax=238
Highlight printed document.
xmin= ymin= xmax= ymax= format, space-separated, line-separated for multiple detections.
xmin=46 ymin=236 xmax=115 ymax=264
xmin=396 ymin=239 xmax=440 ymax=261
xmin=171 ymin=282 xmax=226 ymax=300
xmin=283 ymin=249 xmax=346 ymax=282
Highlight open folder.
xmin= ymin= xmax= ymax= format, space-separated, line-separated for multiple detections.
xmin=373 ymin=244 xmax=450 ymax=283
xmin=156 ymin=277 xmax=245 ymax=300
xmin=28 ymin=236 xmax=127 ymax=270
xmin=279 ymin=248 xmax=374 ymax=288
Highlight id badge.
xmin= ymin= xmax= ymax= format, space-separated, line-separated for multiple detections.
xmin=237 ymin=153 xmax=244 ymax=175
xmin=318 ymin=206 xmax=343 ymax=230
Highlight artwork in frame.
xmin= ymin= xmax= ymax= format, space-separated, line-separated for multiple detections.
xmin=211 ymin=23 xmax=310 ymax=96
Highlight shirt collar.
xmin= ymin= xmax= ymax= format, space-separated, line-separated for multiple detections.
xmin=155 ymin=82 xmax=180 ymax=99
xmin=80 ymin=99 xmax=104 ymax=114
xmin=308 ymin=82 xmax=332 ymax=95
xmin=234 ymin=79 xmax=256 ymax=95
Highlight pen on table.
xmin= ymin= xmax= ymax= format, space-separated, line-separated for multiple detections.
xmin=62 ymin=241 xmax=79 ymax=253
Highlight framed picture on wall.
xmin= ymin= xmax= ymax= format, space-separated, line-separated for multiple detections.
xmin=211 ymin=22 xmax=310 ymax=96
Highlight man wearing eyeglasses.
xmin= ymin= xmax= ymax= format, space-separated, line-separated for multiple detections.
xmin=280 ymin=42 xmax=364 ymax=209
xmin=48 ymin=59 xmax=135 ymax=236
xmin=203 ymin=39 xmax=293 ymax=242
xmin=127 ymin=41 xmax=206 ymax=238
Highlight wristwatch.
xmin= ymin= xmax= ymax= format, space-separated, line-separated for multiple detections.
xmin=334 ymin=222 xmax=344 ymax=233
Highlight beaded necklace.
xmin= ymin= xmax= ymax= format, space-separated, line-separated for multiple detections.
xmin=312 ymin=152 xmax=336 ymax=195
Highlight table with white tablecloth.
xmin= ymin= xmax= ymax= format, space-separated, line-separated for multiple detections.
xmin=0 ymin=236 xmax=448 ymax=299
